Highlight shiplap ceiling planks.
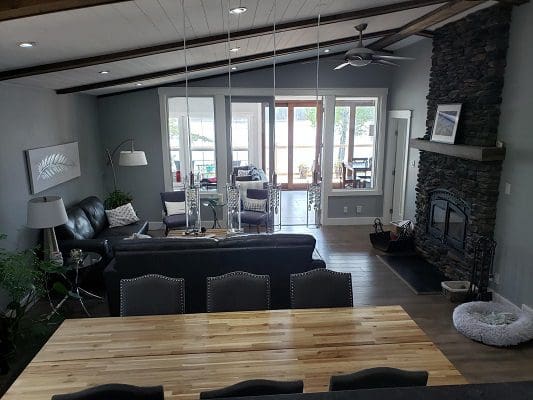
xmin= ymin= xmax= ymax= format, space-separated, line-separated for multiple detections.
xmin=0 ymin=0 xmax=497 ymax=94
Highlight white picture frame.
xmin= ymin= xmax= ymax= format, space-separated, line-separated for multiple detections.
xmin=431 ymin=104 xmax=462 ymax=144
xmin=26 ymin=142 xmax=81 ymax=194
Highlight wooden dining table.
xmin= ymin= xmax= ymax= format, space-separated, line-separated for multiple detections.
xmin=2 ymin=306 xmax=466 ymax=400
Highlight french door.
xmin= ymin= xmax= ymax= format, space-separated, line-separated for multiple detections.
xmin=273 ymin=101 xmax=322 ymax=190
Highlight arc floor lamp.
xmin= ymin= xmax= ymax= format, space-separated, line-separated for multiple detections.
xmin=105 ymin=139 xmax=148 ymax=191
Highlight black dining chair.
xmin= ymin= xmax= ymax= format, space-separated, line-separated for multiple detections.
xmin=199 ymin=379 xmax=304 ymax=399
xmin=290 ymin=269 xmax=353 ymax=309
xmin=329 ymin=367 xmax=429 ymax=391
xmin=120 ymin=274 xmax=185 ymax=316
xmin=160 ymin=191 xmax=188 ymax=236
xmin=51 ymin=383 xmax=164 ymax=400
xmin=206 ymin=271 xmax=270 ymax=313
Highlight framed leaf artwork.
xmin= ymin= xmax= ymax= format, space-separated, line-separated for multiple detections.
xmin=26 ymin=142 xmax=81 ymax=194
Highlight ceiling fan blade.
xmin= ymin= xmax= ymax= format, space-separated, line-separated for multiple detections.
xmin=374 ymin=54 xmax=415 ymax=61
xmin=334 ymin=62 xmax=350 ymax=70
xmin=372 ymin=59 xmax=400 ymax=67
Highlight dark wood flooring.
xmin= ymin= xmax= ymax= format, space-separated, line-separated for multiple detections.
xmin=21 ymin=225 xmax=533 ymax=386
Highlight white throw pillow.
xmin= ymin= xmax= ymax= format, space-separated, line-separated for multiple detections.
xmin=165 ymin=201 xmax=186 ymax=216
xmin=105 ymin=203 xmax=140 ymax=228
xmin=243 ymin=198 xmax=267 ymax=212
xmin=237 ymin=169 xmax=250 ymax=177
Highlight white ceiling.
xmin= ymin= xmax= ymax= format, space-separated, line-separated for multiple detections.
xmin=0 ymin=0 xmax=496 ymax=95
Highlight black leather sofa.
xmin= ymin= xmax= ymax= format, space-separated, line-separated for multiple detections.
xmin=56 ymin=196 xmax=148 ymax=267
xmin=104 ymin=233 xmax=325 ymax=315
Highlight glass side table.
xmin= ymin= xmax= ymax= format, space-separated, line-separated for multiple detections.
xmin=49 ymin=251 xmax=103 ymax=318
xmin=202 ymin=198 xmax=226 ymax=229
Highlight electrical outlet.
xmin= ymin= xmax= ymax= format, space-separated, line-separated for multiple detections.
xmin=504 ymin=182 xmax=511 ymax=195
xmin=410 ymin=160 xmax=416 ymax=167
xmin=343 ymin=206 xmax=348 ymax=214
xmin=493 ymin=272 xmax=500 ymax=285
xmin=356 ymin=205 xmax=363 ymax=214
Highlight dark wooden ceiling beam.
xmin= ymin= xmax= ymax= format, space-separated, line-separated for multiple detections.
xmin=56 ymin=29 xmax=403 ymax=94
xmin=0 ymin=0 xmax=444 ymax=81
xmin=0 ymin=0 xmax=130 ymax=22
xmin=369 ymin=0 xmax=486 ymax=50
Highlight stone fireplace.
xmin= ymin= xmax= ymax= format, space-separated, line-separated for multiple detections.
xmin=412 ymin=5 xmax=511 ymax=280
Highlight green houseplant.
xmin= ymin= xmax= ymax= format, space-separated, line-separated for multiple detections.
xmin=104 ymin=189 xmax=133 ymax=209
xmin=0 ymin=234 xmax=66 ymax=374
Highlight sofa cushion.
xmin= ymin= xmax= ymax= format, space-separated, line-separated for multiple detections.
xmin=97 ymin=220 xmax=148 ymax=244
xmin=240 ymin=210 xmax=268 ymax=225
xmin=79 ymin=196 xmax=108 ymax=235
xmin=56 ymin=207 xmax=95 ymax=240
xmin=163 ymin=213 xmax=187 ymax=228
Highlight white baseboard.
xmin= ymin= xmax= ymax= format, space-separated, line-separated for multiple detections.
xmin=323 ymin=216 xmax=378 ymax=226
xmin=491 ymin=290 xmax=521 ymax=312
xmin=522 ymin=303 xmax=533 ymax=314
xmin=148 ymin=221 xmax=164 ymax=231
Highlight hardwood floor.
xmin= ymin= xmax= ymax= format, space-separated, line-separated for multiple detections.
xmin=279 ymin=225 xmax=533 ymax=384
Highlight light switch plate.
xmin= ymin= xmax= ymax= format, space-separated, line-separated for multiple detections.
xmin=356 ymin=205 xmax=363 ymax=213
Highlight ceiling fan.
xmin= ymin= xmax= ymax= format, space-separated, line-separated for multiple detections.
xmin=334 ymin=23 xmax=414 ymax=70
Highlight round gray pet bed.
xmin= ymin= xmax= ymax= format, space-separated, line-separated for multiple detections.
xmin=453 ymin=301 xmax=533 ymax=347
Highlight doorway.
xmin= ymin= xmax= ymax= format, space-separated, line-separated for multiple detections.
xmin=273 ymin=101 xmax=322 ymax=190
xmin=384 ymin=110 xmax=411 ymax=223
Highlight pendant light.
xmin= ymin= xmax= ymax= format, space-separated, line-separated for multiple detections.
xmin=271 ymin=0 xmax=277 ymax=186
xmin=181 ymin=0 xmax=201 ymax=231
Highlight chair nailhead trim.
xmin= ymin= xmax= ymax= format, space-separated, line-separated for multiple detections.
xmin=120 ymin=274 xmax=185 ymax=316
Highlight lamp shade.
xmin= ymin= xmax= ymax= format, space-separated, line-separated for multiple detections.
xmin=119 ymin=151 xmax=147 ymax=166
xmin=27 ymin=196 xmax=68 ymax=229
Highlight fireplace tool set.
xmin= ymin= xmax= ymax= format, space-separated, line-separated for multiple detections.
xmin=467 ymin=236 xmax=497 ymax=301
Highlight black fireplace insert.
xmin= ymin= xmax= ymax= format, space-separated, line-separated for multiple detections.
xmin=428 ymin=189 xmax=470 ymax=253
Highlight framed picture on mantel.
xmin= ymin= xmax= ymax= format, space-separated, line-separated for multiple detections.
xmin=431 ymin=104 xmax=462 ymax=144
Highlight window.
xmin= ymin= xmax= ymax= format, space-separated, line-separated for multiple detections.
xmin=167 ymin=97 xmax=216 ymax=190
xmin=332 ymin=98 xmax=377 ymax=190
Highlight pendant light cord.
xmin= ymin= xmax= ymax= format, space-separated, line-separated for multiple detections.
xmin=181 ymin=0 xmax=192 ymax=175
xmin=227 ymin=0 xmax=232 ymax=151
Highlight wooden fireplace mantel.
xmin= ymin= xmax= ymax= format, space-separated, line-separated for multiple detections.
xmin=410 ymin=139 xmax=506 ymax=162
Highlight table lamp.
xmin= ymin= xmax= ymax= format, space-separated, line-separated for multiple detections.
xmin=27 ymin=196 xmax=68 ymax=265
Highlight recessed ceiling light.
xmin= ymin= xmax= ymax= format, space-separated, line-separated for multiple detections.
xmin=99 ymin=70 xmax=110 ymax=75
xmin=230 ymin=47 xmax=240 ymax=53
xmin=231 ymin=66 xmax=237 ymax=70
xmin=229 ymin=6 xmax=247 ymax=15
xmin=18 ymin=42 xmax=36 ymax=48
xmin=135 ymin=83 xmax=143 ymax=86
xmin=324 ymin=49 xmax=330 ymax=53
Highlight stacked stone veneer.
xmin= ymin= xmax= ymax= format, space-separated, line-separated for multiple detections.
xmin=415 ymin=5 xmax=512 ymax=280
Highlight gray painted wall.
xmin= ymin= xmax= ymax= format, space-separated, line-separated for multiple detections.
xmin=99 ymin=63 xmax=394 ymax=222
xmin=492 ymin=2 xmax=533 ymax=308
xmin=98 ymin=89 xmax=165 ymax=221
xmin=389 ymin=39 xmax=433 ymax=221
xmin=178 ymin=59 xmax=394 ymax=88
xmin=328 ymin=196 xmax=383 ymax=219
xmin=0 ymin=83 xmax=104 ymax=250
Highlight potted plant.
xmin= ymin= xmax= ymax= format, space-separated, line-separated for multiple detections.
xmin=104 ymin=190 xmax=133 ymax=209
xmin=298 ymin=163 xmax=310 ymax=180
xmin=0 ymin=234 xmax=66 ymax=374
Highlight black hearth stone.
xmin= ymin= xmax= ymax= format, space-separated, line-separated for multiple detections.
xmin=378 ymin=255 xmax=447 ymax=294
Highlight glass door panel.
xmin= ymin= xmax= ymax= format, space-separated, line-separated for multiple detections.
xmin=274 ymin=106 xmax=289 ymax=185
xmin=292 ymin=106 xmax=317 ymax=188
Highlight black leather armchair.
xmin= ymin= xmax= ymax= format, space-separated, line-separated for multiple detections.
xmin=55 ymin=196 xmax=148 ymax=268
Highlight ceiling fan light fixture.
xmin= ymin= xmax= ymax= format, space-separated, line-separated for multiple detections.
xmin=229 ymin=7 xmax=247 ymax=15
xmin=349 ymin=59 xmax=372 ymax=67
xmin=18 ymin=41 xmax=36 ymax=48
